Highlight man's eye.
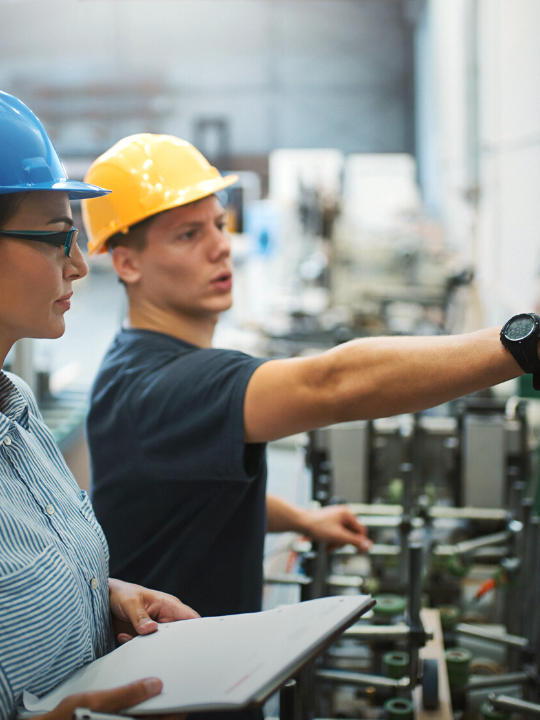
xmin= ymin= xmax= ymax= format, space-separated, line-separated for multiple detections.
xmin=217 ymin=223 xmax=226 ymax=232
xmin=179 ymin=230 xmax=197 ymax=240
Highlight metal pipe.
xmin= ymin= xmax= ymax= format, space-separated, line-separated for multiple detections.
xmin=400 ymin=463 xmax=414 ymax=517
xmin=408 ymin=543 xmax=423 ymax=627
xmin=343 ymin=624 xmax=434 ymax=642
xmin=524 ymin=516 xmax=540 ymax=646
xmin=367 ymin=544 xmax=401 ymax=556
xmin=490 ymin=694 xmax=540 ymax=718
xmin=348 ymin=504 xmax=508 ymax=522
xmin=456 ymin=624 xmax=529 ymax=649
xmin=264 ymin=574 xmax=312 ymax=586
xmin=532 ymin=518 xmax=540 ymax=651
xmin=462 ymin=672 xmax=529 ymax=691
xmin=407 ymin=542 xmax=423 ymax=690
xmin=315 ymin=669 xmax=409 ymax=690
xmin=326 ymin=575 xmax=363 ymax=589
xmin=509 ymin=479 xmax=526 ymax=520
xmin=517 ymin=499 xmax=533 ymax=639
xmin=450 ymin=531 xmax=510 ymax=556
xmin=429 ymin=507 xmax=509 ymax=522
xmin=280 ymin=680 xmax=297 ymax=720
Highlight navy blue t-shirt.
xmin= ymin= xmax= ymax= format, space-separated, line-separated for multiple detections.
xmin=87 ymin=328 xmax=268 ymax=619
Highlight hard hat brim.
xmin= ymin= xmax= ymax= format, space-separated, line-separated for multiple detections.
xmin=88 ymin=172 xmax=239 ymax=255
xmin=0 ymin=179 xmax=111 ymax=201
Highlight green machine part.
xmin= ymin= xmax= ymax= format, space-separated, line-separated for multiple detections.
xmin=438 ymin=604 xmax=460 ymax=630
xmin=384 ymin=698 xmax=414 ymax=720
xmin=445 ymin=648 xmax=472 ymax=688
xmin=383 ymin=651 xmax=410 ymax=679
xmin=372 ymin=594 xmax=407 ymax=622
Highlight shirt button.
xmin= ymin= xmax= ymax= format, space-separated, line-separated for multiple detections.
xmin=90 ymin=578 xmax=99 ymax=590
xmin=45 ymin=504 xmax=55 ymax=516
xmin=3 ymin=436 xmax=11 ymax=446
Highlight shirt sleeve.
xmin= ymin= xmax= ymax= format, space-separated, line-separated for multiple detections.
xmin=131 ymin=349 xmax=268 ymax=482
xmin=0 ymin=662 xmax=14 ymax=720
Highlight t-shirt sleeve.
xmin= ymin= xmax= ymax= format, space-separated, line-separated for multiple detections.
xmin=131 ymin=349 xmax=268 ymax=482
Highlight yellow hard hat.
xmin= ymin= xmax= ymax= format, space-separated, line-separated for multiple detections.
xmin=82 ymin=133 xmax=239 ymax=255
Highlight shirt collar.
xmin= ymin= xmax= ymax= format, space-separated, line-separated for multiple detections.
xmin=0 ymin=372 xmax=30 ymax=436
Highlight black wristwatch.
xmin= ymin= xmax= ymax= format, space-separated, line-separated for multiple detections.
xmin=500 ymin=313 xmax=540 ymax=390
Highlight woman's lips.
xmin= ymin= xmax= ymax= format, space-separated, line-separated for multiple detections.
xmin=55 ymin=293 xmax=73 ymax=311
xmin=211 ymin=273 xmax=233 ymax=292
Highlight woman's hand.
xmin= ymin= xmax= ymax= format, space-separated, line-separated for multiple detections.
xmin=35 ymin=678 xmax=186 ymax=720
xmin=108 ymin=578 xmax=200 ymax=644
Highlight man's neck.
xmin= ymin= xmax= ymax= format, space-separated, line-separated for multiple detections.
xmin=127 ymin=300 xmax=217 ymax=348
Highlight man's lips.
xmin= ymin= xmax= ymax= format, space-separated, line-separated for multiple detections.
xmin=211 ymin=272 xmax=233 ymax=291
xmin=55 ymin=292 xmax=73 ymax=310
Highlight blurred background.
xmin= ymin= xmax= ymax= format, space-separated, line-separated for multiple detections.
xmin=0 ymin=0 xmax=538 ymax=525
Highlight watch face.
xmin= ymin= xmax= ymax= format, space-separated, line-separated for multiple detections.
xmin=506 ymin=315 xmax=535 ymax=341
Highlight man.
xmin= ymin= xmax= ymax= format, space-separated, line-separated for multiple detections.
xmin=83 ymin=134 xmax=534 ymax=623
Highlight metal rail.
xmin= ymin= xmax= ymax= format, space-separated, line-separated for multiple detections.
xmin=343 ymin=624 xmax=434 ymax=642
xmin=316 ymin=668 xmax=410 ymax=690
xmin=456 ymin=624 xmax=529 ymax=650
xmin=349 ymin=504 xmax=508 ymax=522
xmin=490 ymin=694 xmax=540 ymax=718
xmin=462 ymin=672 xmax=529 ymax=691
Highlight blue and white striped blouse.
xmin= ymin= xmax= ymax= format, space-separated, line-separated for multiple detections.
xmin=0 ymin=371 xmax=114 ymax=719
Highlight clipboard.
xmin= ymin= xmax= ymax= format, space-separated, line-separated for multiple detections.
xmin=24 ymin=595 xmax=374 ymax=716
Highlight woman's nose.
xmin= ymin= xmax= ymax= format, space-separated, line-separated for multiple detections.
xmin=65 ymin=243 xmax=89 ymax=280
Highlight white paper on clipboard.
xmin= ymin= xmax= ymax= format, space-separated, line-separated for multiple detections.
xmin=24 ymin=595 xmax=373 ymax=715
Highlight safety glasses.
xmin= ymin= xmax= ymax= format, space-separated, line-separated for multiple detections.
xmin=0 ymin=227 xmax=79 ymax=257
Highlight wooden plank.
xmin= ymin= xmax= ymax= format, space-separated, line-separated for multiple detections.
xmin=412 ymin=609 xmax=453 ymax=720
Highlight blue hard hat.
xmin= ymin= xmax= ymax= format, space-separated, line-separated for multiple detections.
xmin=0 ymin=91 xmax=110 ymax=199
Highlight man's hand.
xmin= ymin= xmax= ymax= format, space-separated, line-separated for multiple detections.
xmin=35 ymin=678 xmax=187 ymax=720
xmin=109 ymin=578 xmax=199 ymax=644
xmin=266 ymin=495 xmax=371 ymax=552
xmin=300 ymin=505 xmax=372 ymax=552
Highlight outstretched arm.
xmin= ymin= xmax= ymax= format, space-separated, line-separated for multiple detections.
xmin=245 ymin=328 xmax=523 ymax=443
xmin=266 ymin=494 xmax=372 ymax=552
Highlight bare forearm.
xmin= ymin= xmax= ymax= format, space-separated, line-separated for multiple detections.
xmin=245 ymin=327 xmax=523 ymax=442
xmin=319 ymin=327 xmax=521 ymax=424
xmin=266 ymin=494 xmax=310 ymax=534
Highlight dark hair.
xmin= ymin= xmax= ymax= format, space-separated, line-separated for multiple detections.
xmin=0 ymin=192 xmax=28 ymax=228
xmin=106 ymin=214 xmax=156 ymax=253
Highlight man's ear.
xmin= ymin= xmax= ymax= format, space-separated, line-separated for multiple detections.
xmin=111 ymin=246 xmax=142 ymax=285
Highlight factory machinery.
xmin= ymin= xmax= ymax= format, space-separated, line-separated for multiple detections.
xmin=265 ymin=393 xmax=540 ymax=720
xmin=239 ymin=150 xmax=540 ymax=720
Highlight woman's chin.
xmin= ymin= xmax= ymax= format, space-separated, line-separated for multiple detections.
xmin=33 ymin=318 xmax=66 ymax=340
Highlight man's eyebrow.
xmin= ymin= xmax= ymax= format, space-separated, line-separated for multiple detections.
xmin=47 ymin=216 xmax=73 ymax=226
xmin=174 ymin=221 xmax=203 ymax=230
xmin=173 ymin=214 xmax=226 ymax=231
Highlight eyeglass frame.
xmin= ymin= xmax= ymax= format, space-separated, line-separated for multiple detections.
xmin=0 ymin=227 xmax=79 ymax=257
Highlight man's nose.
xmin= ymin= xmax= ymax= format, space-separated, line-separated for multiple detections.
xmin=208 ymin=226 xmax=231 ymax=261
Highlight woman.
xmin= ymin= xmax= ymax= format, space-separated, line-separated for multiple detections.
xmin=0 ymin=91 xmax=199 ymax=720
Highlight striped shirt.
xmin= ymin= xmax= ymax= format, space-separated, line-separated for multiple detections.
xmin=0 ymin=371 xmax=113 ymax=719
